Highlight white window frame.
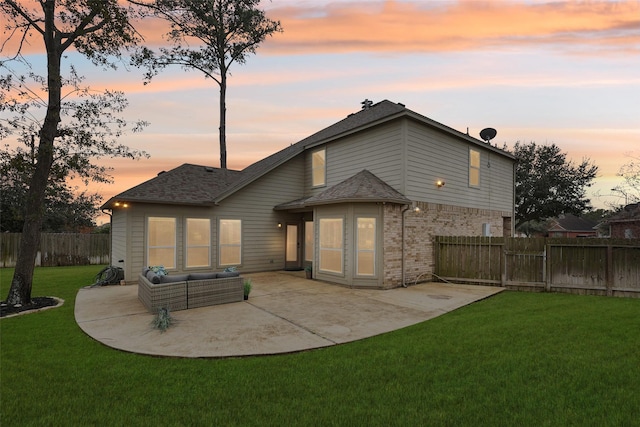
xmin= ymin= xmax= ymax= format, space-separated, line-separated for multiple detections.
xmin=219 ymin=219 xmax=242 ymax=266
xmin=147 ymin=217 xmax=176 ymax=269
xmin=469 ymin=148 xmax=481 ymax=187
xmin=305 ymin=220 xmax=314 ymax=262
xmin=185 ymin=218 xmax=211 ymax=268
xmin=356 ymin=217 xmax=376 ymax=277
xmin=312 ymin=148 xmax=326 ymax=187
xmin=318 ymin=217 xmax=343 ymax=274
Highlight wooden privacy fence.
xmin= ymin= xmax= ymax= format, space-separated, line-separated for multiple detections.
xmin=0 ymin=233 xmax=110 ymax=268
xmin=434 ymin=236 xmax=640 ymax=298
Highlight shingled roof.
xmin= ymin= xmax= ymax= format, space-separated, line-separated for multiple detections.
xmin=212 ymin=100 xmax=410 ymax=202
xmin=306 ymin=170 xmax=410 ymax=206
xmin=274 ymin=170 xmax=410 ymax=210
xmin=102 ymin=164 xmax=242 ymax=207
xmin=548 ymin=214 xmax=598 ymax=232
xmin=103 ymin=100 xmax=513 ymax=209
xmin=104 ymin=100 xmax=410 ymax=208
xmin=605 ymin=203 xmax=640 ymax=223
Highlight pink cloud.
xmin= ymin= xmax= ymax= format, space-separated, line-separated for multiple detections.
xmin=261 ymin=0 xmax=640 ymax=56
xmin=5 ymin=1 xmax=637 ymax=58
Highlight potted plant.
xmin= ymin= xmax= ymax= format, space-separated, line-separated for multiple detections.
xmin=243 ymin=279 xmax=252 ymax=300
xmin=305 ymin=264 xmax=312 ymax=279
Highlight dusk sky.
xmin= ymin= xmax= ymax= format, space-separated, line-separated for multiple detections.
xmin=3 ymin=0 xmax=640 ymax=223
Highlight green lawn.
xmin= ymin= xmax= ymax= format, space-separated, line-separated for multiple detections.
xmin=1 ymin=266 xmax=639 ymax=426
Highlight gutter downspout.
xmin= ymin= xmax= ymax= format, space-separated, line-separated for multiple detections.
xmin=101 ymin=208 xmax=112 ymax=266
xmin=401 ymin=203 xmax=411 ymax=288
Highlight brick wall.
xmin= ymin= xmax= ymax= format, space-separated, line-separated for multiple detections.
xmin=382 ymin=204 xmax=404 ymax=288
xmin=382 ymin=202 xmax=511 ymax=288
xmin=611 ymin=221 xmax=640 ymax=239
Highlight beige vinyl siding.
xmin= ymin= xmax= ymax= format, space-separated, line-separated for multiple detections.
xmin=212 ymin=155 xmax=305 ymax=272
xmin=117 ymin=157 xmax=305 ymax=280
xmin=110 ymin=210 xmax=129 ymax=278
xmin=405 ymin=120 xmax=514 ymax=213
xmin=130 ymin=209 xmax=145 ymax=278
xmin=305 ymin=122 xmax=404 ymax=195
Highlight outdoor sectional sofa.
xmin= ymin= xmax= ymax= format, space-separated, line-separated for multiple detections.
xmin=138 ymin=269 xmax=244 ymax=313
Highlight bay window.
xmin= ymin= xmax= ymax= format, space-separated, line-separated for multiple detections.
xmin=319 ymin=217 xmax=343 ymax=274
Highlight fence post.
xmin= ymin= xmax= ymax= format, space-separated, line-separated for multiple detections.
xmin=544 ymin=243 xmax=551 ymax=292
xmin=433 ymin=237 xmax=440 ymax=279
xmin=501 ymin=242 xmax=506 ymax=287
xmin=606 ymin=245 xmax=613 ymax=297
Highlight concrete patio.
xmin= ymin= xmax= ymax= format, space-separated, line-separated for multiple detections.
xmin=75 ymin=271 xmax=504 ymax=358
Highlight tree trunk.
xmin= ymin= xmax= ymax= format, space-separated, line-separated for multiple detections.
xmin=219 ymin=70 xmax=227 ymax=169
xmin=5 ymin=0 xmax=61 ymax=306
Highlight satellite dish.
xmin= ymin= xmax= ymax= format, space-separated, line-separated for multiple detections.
xmin=479 ymin=127 xmax=497 ymax=143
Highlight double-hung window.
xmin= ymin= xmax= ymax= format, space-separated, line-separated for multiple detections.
xmin=147 ymin=217 xmax=176 ymax=269
xmin=469 ymin=148 xmax=480 ymax=187
xmin=305 ymin=221 xmax=314 ymax=262
xmin=219 ymin=219 xmax=241 ymax=266
xmin=312 ymin=148 xmax=326 ymax=187
xmin=319 ymin=217 xmax=343 ymax=274
xmin=186 ymin=218 xmax=210 ymax=268
xmin=356 ymin=217 xmax=376 ymax=276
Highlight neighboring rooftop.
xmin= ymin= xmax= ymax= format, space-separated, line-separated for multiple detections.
xmin=605 ymin=203 xmax=640 ymax=222
xmin=548 ymin=214 xmax=598 ymax=232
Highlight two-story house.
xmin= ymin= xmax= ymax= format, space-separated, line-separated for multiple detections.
xmin=102 ymin=100 xmax=516 ymax=288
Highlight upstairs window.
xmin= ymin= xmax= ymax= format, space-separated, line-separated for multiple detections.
xmin=469 ymin=148 xmax=480 ymax=187
xmin=312 ymin=148 xmax=326 ymax=187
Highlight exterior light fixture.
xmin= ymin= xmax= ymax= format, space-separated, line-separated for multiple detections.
xmin=277 ymin=222 xmax=282 ymax=228
xmin=436 ymin=180 xmax=445 ymax=188
xmin=412 ymin=201 xmax=421 ymax=213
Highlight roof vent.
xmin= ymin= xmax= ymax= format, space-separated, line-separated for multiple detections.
xmin=361 ymin=99 xmax=373 ymax=110
xmin=397 ymin=102 xmax=405 ymax=107
xmin=157 ymin=171 xmax=166 ymax=176
xmin=205 ymin=167 xmax=215 ymax=172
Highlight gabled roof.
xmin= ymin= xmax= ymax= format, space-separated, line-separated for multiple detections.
xmin=274 ymin=170 xmax=410 ymax=210
xmin=548 ymin=214 xmax=597 ymax=232
xmin=103 ymin=100 xmax=514 ymax=209
xmin=213 ymin=100 xmax=513 ymax=203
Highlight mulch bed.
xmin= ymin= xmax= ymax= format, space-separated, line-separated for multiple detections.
xmin=0 ymin=297 xmax=60 ymax=318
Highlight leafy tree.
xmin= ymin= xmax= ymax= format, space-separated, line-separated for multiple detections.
xmin=1 ymin=141 xmax=100 ymax=233
xmin=582 ymin=208 xmax=612 ymax=223
xmin=613 ymin=152 xmax=640 ymax=205
xmin=1 ymin=0 xmax=145 ymax=306
xmin=132 ymin=0 xmax=282 ymax=169
xmin=511 ymin=142 xmax=598 ymax=232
